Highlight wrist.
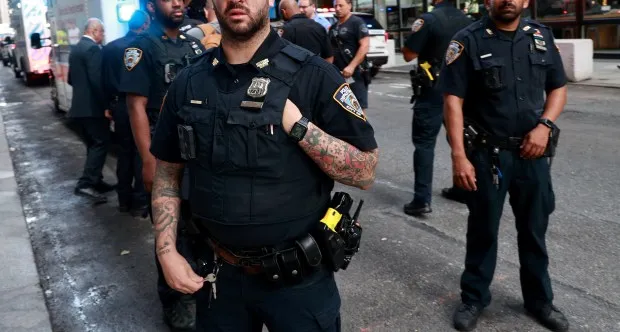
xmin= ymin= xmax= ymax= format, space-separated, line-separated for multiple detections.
xmin=451 ymin=150 xmax=467 ymax=160
xmin=536 ymin=123 xmax=552 ymax=133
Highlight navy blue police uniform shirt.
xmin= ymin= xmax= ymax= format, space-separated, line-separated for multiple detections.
xmin=329 ymin=15 xmax=369 ymax=71
xmin=118 ymin=23 xmax=202 ymax=112
xmin=151 ymin=30 xmax=377 ymax=164
xmin=438 ymin=16 xmax=566 ymax=137
xmin=279 ymin=13 xmax=333 ymax=59
xmin=102 ymin=30 xmax=138 ymax=109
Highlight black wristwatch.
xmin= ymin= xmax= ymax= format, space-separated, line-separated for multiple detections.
xmin=538 ymin=118 xmax=556 ymax=129
xmin=289 ymin=117 xmax=309 ymax=142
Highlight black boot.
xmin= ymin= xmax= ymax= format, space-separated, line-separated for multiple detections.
xmin=526 ymin=304 xmax=569 ymax=332
xmin=453 ymin=303 xmax=482 ymax=331
xmin=163 ymin=294 xmax=196 ymax=332
xmin=403 ymin=201 xmax=432 ymax=217
xmin=441 ymin=187 xmax=468 ymax=204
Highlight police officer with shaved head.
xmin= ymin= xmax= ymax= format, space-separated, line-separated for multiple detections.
xmin=148 ymin=0 xmax=379 ymax=329
xmin=102 ymin=10 xmax=151 ymax=215
xmin=119 ymin=0 xmax=205 ymax=330
xmin=440 ymin=0 xmax=569 ymax=330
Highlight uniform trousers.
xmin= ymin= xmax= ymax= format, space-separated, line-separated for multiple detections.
xmin=461 ymin=148 xmax=556 ymax=311
xmin=411 ymin=90 xmax=444 ymax=205
xmin=193 ymin=248 xmax=342 ymax=332
xmin=111 ymin=100 xmax=146 ymax=207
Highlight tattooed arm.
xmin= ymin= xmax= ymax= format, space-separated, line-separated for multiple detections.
xmin=300 ymin=122 xmax=378 ymax=189
xmin=283 ymin=99 xmax=378 ymax=190
xmin=151 ymin=159 xmax=184 ymax=257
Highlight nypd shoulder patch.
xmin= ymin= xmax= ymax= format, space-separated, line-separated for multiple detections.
xmin=333 ymin=83 xmax=365 ymax=121
xmin=411 ymin=19 xmax=424 ymax=33
xmin=445 ymin=40 xmax=464 ymax=66
xmin=277 ymin=28 xmax=284 ymax=37
xmin=124 ymin=48 xmax=143 ymax=71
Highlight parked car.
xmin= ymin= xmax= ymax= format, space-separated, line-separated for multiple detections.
xmin=318 ymin=11 xmax=389 ymax=77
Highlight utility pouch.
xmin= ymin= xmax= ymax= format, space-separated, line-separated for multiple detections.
xmin=260 ymin=254 xmax=282 ymax=283
xmin=279 ymin=249 xmax=303 ymax=283
xmin=177 ymin=124 xmax=196 ymax=160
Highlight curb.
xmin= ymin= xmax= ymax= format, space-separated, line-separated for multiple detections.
xmin=378 ymin=69 xmax=620 ymax=89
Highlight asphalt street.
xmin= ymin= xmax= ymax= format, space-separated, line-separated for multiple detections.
xmin=1 ymin=66 xmax=619 ymax=332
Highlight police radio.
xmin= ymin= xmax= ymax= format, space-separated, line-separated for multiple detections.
xmin=318 ymin=192 xmax=364 ymax=271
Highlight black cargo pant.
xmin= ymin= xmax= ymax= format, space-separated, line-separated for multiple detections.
xmin=112 ymin=100 xmax=146 ymax=207
xmin=149 ymin=198 xmax=195 ymax=308
xmin=460 ymin=148 xmax=556 ymax=311
xmin=411 ymin=90 xmax=444 ymax=205
xmin=193 ymin=244 xmax=342 ymax=332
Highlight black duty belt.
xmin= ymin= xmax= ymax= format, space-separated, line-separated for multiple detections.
xmin=203 ymin=233 xmax=323 ymax=283
xmin=474 ymin=135 xmax=523 ymax=150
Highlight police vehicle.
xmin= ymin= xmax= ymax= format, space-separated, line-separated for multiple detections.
xmin=46 ymin=0 xmax=140 ymax=113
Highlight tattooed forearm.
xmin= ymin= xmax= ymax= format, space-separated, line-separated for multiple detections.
xmin=151 ymin=159 xmax=184 ymax=256
xmin=299 ymin=122 xmax=378 ymax=189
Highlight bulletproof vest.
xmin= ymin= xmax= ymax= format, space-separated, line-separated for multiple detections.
xmin=144 ymin=33 xmax=203 ymax=110
xmin=179 ymin=44 xmax=332 ymax=229
xmin=423 ymin=6 xmax=472 ymax=65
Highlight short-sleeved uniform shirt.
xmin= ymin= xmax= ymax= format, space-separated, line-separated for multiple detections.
xmin=102 ymin=31 xmax=138 ymax=109
xmin=150 ymin=30 xmax=377 ymax=245
xmin=152 ymin=30 xmax=377 ymax=162
xmin=280 ymin=13 xmax=333 ymax=59
xmin=438 ymin=17 xmax=567 ymax=137
xmin=329 ymin=15 xmax=369 ymax=71
xmin=118 ymin=23 xmax=202 ymax=113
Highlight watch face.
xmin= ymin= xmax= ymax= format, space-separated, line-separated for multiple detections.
xmin=291 ymin=123 xmax=305 ymax=139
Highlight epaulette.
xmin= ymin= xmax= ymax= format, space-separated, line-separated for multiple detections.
xmin=523 ymin=18 xmax=548 ymax=29
xmin=465 ymin=20 xmax=484 ymax=33
xmin=189 ymin=47 xmax=214 ymax=65
xmin=280 ymin=42 xmax=313 ymax=63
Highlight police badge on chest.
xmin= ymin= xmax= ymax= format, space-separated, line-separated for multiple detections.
xmin=532 ymin=29 xmax=547 ymax=52
xmin=240 ymin=77 xmax=271 ymax=110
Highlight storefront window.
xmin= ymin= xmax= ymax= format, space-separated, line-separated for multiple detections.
xmin=399 ymin=0 xmax=423 ymax=29
xmin=584 ymin=0 xmax=620 ymax=19
xmin=356 ymin=0 xmax=374 ymax=13
xmin=537 ymin=0 xmax=578 ymax=21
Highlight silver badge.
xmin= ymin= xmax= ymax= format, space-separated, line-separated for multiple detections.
xmin=247 ymin=77 xmax=271 ymax=98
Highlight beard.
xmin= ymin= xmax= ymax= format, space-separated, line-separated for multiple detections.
xmin=155 ymin=9 xmax=184 ymax=29
xmin=490 ymin=1 xmax=523 ymax=23
xmin=215 ymin=2 xmax=269 ymax=42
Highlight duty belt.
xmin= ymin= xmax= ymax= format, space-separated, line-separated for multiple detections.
xmin=204 ymin=233 xmax=323 ymax=283
xmin=474 ymin=135 xmax=523 ymax=150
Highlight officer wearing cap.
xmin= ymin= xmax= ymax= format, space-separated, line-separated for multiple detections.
xmin=119 ymin=0 xmax=205 ymax=330
xmin=102 ymin=10 xmax=150 ymax=214
xmin=147 ymin=0 xmax=379 ymax=329
xmin=278 ymin=0 xmax=333 ymax=62
xmin=439 ymin=0 xmax=569 ymax=331
xmin=400 ymin=0 xmax=471 ymax=217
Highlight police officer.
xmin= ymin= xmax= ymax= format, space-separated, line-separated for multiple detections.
xmin=278 ymin=0 xmax=333 ymax=62
xmin=439 ymin=0 xmax=569 ymax=331
xmin=185 ymin=0 xmax=222 ymax=50
xmin=330 ymin=0 xmax=370 ymax=113
xmin=400 ymin=0 xmax=471 ymax=217
xmin=148 ymin=0 xmax=379 ymax=329
xmin=180 ymin=0 xmax=206 ymax=32
xmin=119 ymin=0 xmax=205 ymax=330
xmin=102 ymin=10 xmax=150 ymax=214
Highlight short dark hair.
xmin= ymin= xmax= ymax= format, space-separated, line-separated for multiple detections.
xmin=128 ymin=10 xmax=149 ymax=30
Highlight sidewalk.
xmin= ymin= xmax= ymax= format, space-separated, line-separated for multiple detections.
xmin=0 ymin=111 xmax=53 ymax=331
xmin=381 ymin=56 xmax=620 ymax=89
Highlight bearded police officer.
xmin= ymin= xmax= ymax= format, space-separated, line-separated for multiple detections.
xmin=400 ymin=0 xmax=471 ymax=217
xmin=148 ymin=0 xmax=379 ymax=329
xmin=439 ymin=0 xmax=569 ymax=331
xmin=119 ymin=0 xmax=205 ymax=330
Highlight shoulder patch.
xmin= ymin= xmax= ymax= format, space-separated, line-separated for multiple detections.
xmin=411 ymin=19 xmax=424 ymax=33
xmin=445 ymin=40 xmax=464 ymax=66
xmin=333 ymin=83 xmax=365 ymax=121
xmin=277 ymin=28 xmax=284 ymax=37
xmin=124 ymin=48 xmax=143 ymax=71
